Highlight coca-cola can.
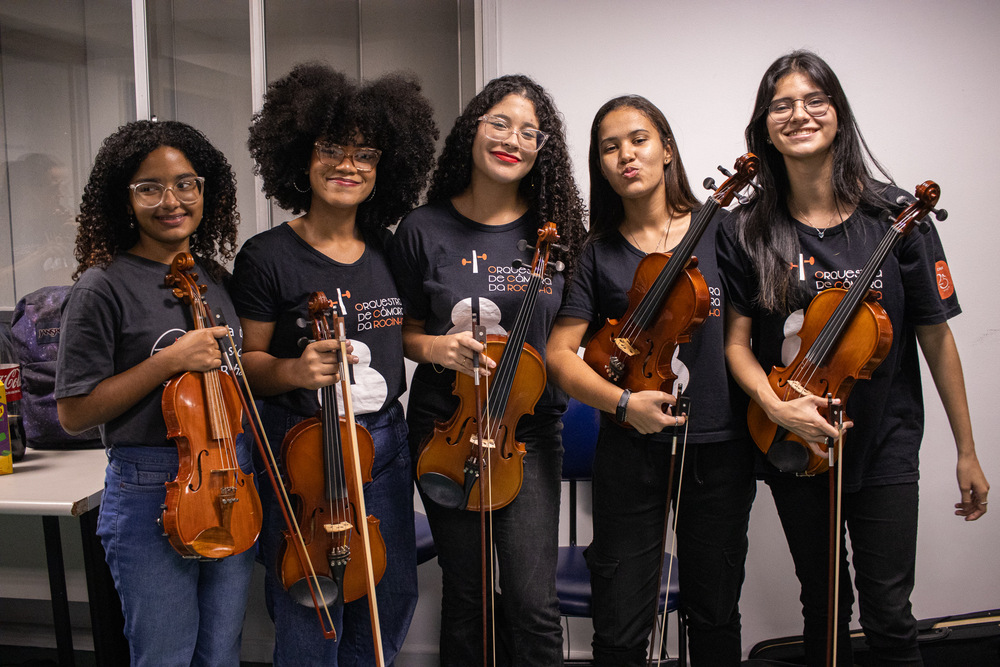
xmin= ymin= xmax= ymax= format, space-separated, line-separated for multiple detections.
xmin=0 ymin=364 xmax=21 ymax=402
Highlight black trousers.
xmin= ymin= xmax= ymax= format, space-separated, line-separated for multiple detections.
xmin=589 ymin=424 xmax=756 ymax=667
xmin=767 ymin=477 xmax=922 ymax=666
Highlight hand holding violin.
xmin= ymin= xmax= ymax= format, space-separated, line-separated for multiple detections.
xmin=292 ymin=338 xmax=357 ymax=390
xmin=622 ymin=390 xmax=685 ymax=435
xmin=427 ymin=331 xmax=495 ymax=378
xmin=163 ymin=326 xmax=230 ymax=373
xmin=760 ymin=393 xmax=852 ymax=453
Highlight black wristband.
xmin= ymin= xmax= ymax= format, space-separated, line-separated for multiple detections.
xmin=616 ymin=389 xmax=631 ymax=423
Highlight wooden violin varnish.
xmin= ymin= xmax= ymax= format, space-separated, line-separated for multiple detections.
xmin=0 ymin=381 xmax=12 ymax=474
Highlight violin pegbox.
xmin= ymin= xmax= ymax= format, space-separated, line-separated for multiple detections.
xmin=882 ymin=181 xmax=947 ymax=235
xmin=513 ymin=221 xmax=565 ymax=276
xmin=703 ymin=153 xmax=760 ymax=207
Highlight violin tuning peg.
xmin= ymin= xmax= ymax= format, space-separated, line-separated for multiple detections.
xmin=933 ymin=207 xmax=948 ymax=221
xmin=552 ymin=243 xmax=567 ymax=252
xmin=553 ymin=260 xmax=565 ymax=273
xmin=295 ymin=317 xmax=309 ymax=329
xmin=517 ymin=239 xmax=533 ymax=252
xmin=736 ymin=194 xmax=750 ymax=206
xmin=717 ymin=165 xmax=734 ymax=178
xmin=297 ymin=336 xmax=311 ymax=350
xmin=880 ymin=209 xmax=895 ymax=223
xmin=512 ymin=259 xmax=524 ymax=269
xmin=703 ymin=177 xmax=718 ymax=192
xmin=896 ymin=195 xmax=912 ymax=206
xmin=916 ymin=218 xmax=932 ymax=234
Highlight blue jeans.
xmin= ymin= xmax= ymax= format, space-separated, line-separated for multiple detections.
xmin=97 ymin=445 xmax=256 ymax=667
xmin=768 ymin=477 xmax=922 ymax=666
xmin=588 ymin=426 xmax=756 ymax=667
xmin=256 ymin=400 xmax=417 ymax=666
xmin=409 ymin=399 xmax=564 ymax=667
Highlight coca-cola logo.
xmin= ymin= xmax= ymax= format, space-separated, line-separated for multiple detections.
xmin=0 ymin=364 xmax=21 ymax=402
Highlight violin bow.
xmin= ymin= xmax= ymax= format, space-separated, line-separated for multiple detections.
xmin=826 ymin=394 xmax=845 ymax=667
xmin=212 ymin=309 xmax=338 ymax=639
xmin=469 ymin=297 xmax=498 ymax=666
xmin=649 ymin=390 xmax=691 ymax=665
xmin=329 ymin=303 xmax=386 ymax=665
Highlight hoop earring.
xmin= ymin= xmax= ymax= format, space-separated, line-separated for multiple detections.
xmin=294 ymin=175 xmax=311 ymax=193
xmin=364 ymin=184 xmax=376 ymax=203
xmin=128 ymin=211 xmax=136 ymax=229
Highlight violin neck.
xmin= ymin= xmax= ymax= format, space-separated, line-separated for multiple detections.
xmin=630 ymin=199 xmax=720 ymax=332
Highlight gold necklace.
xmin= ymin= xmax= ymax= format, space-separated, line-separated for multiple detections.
xmin=626 ymin=214 xmax=674 ymax=255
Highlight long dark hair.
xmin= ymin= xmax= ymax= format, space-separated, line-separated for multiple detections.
xmin=738 ymin=50 xmax=894 ymax=312
xmin=588 ymin=95 xmax=699 ymax=240
xmin=427 ymin=74 xmax=586 ymax=277
xmin=74 ymin=120 xmax=239 ymax=282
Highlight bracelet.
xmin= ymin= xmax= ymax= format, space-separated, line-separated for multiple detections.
xmin=429 ymin=336 xmax=445 ymax=374
xmin=616 ymin=389 xmax=631 ymax=423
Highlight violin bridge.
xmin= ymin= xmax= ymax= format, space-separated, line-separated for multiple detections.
xmin=786 ymin=380 xmax=813 ymax=397
xmin=470 ymin=434 xmax=496 ymax=450
xmin=613 ymin=337 xmax=638 ymax=357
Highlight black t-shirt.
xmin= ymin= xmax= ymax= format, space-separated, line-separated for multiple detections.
xmin=716 ymin=192 xmax=961 ymax=490
xmin=388 ymin=201 xmax=569 ymax=423
xmin=559 ymin=208 xmax=748 ymax=444
xmin=55 ymin=253 xmax=243 ymax=448
xmin=230 ymin=223 xmax=405 ymax=417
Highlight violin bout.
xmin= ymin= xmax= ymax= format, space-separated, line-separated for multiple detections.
xmin=746 ymin=288 xmax=892 ymax=475
xmin=161 ymin=370 xmax=262 ymax=559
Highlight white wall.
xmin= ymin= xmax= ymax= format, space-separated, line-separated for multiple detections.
xmin=492 ymin=0 xmax=1000 ymax=656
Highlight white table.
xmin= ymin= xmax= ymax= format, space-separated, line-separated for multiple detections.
xmin=0 ymin=448 xmax=128 ymax=665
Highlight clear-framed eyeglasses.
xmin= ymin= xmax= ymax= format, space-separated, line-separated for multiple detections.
xmin=766 ymin=93 xmax=832 ymax=123
xmin=128 ymin=176 xmax=205 ymax=208
xmin=314 ymin=142 xmax=382 ymax=172
xmin=477 ymin=114 xmax=549 ymax=153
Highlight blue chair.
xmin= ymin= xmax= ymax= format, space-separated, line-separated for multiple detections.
xmin=414 ymin=510 xmax=436 ymax=565
xmin=557 ymin=397 xmax=686 ymax=665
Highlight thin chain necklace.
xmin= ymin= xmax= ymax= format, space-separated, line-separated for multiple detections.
xmin=789 ymin=199 xmax=843 ymax=240
xmin=627 ymin=213 xmax=674 ymax=255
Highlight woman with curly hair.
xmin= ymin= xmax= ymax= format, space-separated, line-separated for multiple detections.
xmin=546 ymin=95 xmax=755 ymax=666
xmin=55 ymin=120 xmax=251 ymax=666
xmin=231 ymin=62 xmax=437 ymax=665
xmin=718 ymin=50 xmax=989 ymax=665
xmin=388 ymin=74 xmax=586 ymax=666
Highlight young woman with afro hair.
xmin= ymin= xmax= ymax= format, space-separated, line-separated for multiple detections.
xmin=388 ymin=74 xmax=586 ymax=666
xmin=55 ymin=120 xmax=253 ymax=666
xmin=231 ymin=62 xmax=437 ymax=665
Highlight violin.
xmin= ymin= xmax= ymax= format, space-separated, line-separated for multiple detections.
xmin=584 ymin=154 xmax=759 ymax=425
xmin=416 ymin=222 xmax=562 ymax=512
xmin=278 ymin=292 xmax=386 ymax=659
xmin=747 ymin=181 xmax=947 ymax=475
xmin=160 ymin=252 xmax=262 ymax=559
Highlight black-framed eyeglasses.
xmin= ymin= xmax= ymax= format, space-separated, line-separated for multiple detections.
xmin=128 ymin=177 xmax=205 ymax=207
xmin=477 ymin=114 xmax=549 ymax=152
xmin=314 ymin=142 xmax=382 ymax=172
xmin=766 ymin=93 xmax=832 ymax=123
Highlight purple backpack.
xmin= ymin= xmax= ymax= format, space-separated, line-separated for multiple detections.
xmin=11 ymin=286 xmax=102 ymax=448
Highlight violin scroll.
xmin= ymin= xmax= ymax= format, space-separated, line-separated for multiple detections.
xmin=703 ymin=153 xmax=760 ymax=206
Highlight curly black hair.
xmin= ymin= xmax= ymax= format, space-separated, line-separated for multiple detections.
xmin=73 ymin=119 xmax=240 ymax=282
xmin=426 ymin=74 xmax=586 ymax=277
xmin=247 ymin=62 xmax=438 ymax=243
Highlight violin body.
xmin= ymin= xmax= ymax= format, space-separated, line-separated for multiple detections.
xmin=583 ymin=251 xmax=709 ymax=425
xmin=279 ymin=413 xmax=386 ymax=607
xmin=747 ymin=288 xmax=893 ymax=475
xmin=416 ymin=335 xmax=544 ymax=511
xmin=161 ymin=368 xmax=262 ymax=559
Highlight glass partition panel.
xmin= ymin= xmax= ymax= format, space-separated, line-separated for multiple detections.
xmin=147 ymin=0 xmax=255 ymax=256
xmin=0 ymin=1 xmax=134 ymax=306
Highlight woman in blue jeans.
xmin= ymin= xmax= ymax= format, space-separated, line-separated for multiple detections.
xmin=55 ymin=119 xmax=252 ymax=666
xmin=231 ymin=62 xmax=437 ymax=666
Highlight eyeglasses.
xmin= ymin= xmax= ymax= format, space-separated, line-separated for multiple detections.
xmin=129 ymin=177 xmax=205 ymax=207
xmin=314 ymin=142 xmax=382 ymax=172
xmin=477 ymin=114 xmax=549 ymax=152
xmin=766 ymin=93 xmax=832 ymax=123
